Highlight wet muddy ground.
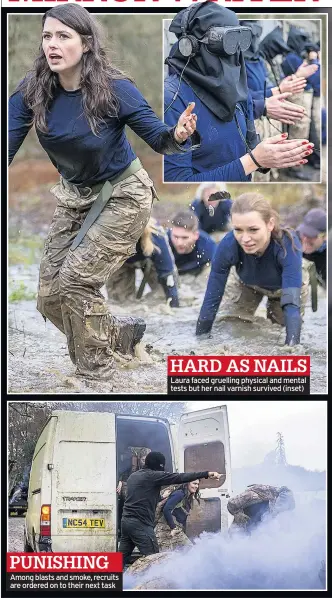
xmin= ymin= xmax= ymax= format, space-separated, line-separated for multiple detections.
xmin=8 ymin=264 xmax=327 ymax=394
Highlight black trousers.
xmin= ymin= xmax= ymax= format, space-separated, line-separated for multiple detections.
xmin=119 ymin=517 xmax=159 ymax=566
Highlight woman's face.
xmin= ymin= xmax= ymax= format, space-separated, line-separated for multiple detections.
xmin=232 ymin=211 xmax=274 ymax=254
xmin=188 ymin=480 xmax=199 ymax=494
xmin=42 ymin=17 xmax=87 ymax=75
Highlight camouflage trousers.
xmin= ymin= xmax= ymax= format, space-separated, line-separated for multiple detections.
xmin=154 ymin=516 xmax=192 ymax=552
xmin=106 ymin=260 xmax=160 ymax=302
xmin=252 ymin=116 xmax=282 ymax=183
xmin=36 ymin=170 xmax=154 ymax=380
xmin=288 ymin=88 xmax=313 ymax=141
xmin=217 ymin=262 xmax=310 ymax=325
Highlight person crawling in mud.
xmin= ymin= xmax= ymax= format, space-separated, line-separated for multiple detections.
xmin=154 ymin=480 xmax=200 ymax=551
xmin=168 ymin=211 xmax=217 ymax=284
xmin=8 ymin=4 xmax=198 ymax=381
xmin=106 ymin=218 xmax=180 ymax=307
xmin=227 ymin=484 xmax=295 ymax=534
xmin=196 ymin=192 xmax=312 ymax=347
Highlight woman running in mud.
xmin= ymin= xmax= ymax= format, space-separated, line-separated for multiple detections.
xmin=196 ymin=192 xmax=310 ymax=346
xmin=8 ymin=4 xmax=197 ymax=381
xmin=154 ymin=480 xmax=200 ymax=551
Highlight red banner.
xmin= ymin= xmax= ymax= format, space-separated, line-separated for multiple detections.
xmin=6 ymin=553 xmax=123 ymax=573
xmin=167 ymin=355 xmax=310 ymax=376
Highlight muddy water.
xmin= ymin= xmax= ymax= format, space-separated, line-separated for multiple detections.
xmin=8 ymin=265 xmax=327 ymax=394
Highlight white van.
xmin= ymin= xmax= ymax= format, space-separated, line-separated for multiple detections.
xmin=24 ymin=405 xmax=232 ymax=553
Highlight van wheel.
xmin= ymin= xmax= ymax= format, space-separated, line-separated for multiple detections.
xmin=24 ymin=533 xmax=33 ymax=553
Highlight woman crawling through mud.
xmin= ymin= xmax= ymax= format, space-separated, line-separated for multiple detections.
xmin=154 ymin=480 xmax=200 ymax=551
xmin=8 ymin=4 xmax=198 ymax=381
xmin=196 ymin=192 xmax=312 ymax=346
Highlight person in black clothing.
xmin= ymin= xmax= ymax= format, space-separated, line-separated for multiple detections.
xmin=119 ymin=451 xmax=221 ymax=564
xmin=297 ymin=208 xmax=326 ymax=287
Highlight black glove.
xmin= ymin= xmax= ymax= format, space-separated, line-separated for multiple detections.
xmin=284 ymin=307 xmax=302 ymax=345
xmin=196 ymin=319 xmax=213 ymax=336
xmin=159 ymin=276 xmax=180 ymax=308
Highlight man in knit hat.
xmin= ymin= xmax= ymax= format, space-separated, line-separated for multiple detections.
xmin=119 ymin=450 xmax=221 ymax=565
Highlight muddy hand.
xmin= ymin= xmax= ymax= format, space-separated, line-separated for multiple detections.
xmin=175 ymin=102 xmax=197 ymax=143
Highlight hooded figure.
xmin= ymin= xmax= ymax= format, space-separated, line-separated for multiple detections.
xmin=259 ymin=26 xmax=291 ymax=63
xmin=163 ymin=2 xmax=265 ymax=182
xmin=166 ymin=3 xmax=249 ymax=123
xmin=240 ymin=20 xmax=263 ymax=62
xmin=287 ymin=25 xmax=311 ymax=57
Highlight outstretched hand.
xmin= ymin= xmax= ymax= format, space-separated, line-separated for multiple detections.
xmin=175 ymin=102 xmax=197 ymax=143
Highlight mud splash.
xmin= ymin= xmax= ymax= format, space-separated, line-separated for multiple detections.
xmin=8 ymin=265 xmax=327 ymax=394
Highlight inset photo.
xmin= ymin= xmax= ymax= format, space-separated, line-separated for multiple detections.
xmin=163 ymin=2 xmax=325 ymax=184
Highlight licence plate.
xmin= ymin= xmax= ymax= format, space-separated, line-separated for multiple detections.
xmin=62 ymin=518 xmax=105 ymax=528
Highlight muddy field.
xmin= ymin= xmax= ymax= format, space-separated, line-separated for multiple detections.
xmin=8 ymin=263 xmax=327 ymax=395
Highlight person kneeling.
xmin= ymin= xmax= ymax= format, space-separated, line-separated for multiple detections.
xmin=154 ymin=480 xmax=200 ymax=551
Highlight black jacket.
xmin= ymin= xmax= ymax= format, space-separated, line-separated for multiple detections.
xmin=122 ymin=468 xmax=209 ymax=527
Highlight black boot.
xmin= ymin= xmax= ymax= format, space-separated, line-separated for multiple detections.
xmin=114 ymin=316 xmax=146 ymax=355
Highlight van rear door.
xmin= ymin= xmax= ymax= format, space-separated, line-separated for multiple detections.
xmin=177 ymin=405 xmax=232 ymax=537
xmin=51 ymin=411 xmax=116 ymax=552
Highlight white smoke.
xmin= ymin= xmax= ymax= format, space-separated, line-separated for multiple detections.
xmin=124 ymin=500 xmax=325 ymax=590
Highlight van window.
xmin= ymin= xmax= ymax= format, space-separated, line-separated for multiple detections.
xmin=56 ymin=441 xmax=114 ymax=492
xmin=116 ymin=418 xmax=173 ymax=476
xmin=184 ymin=441 xmax=226 ymax=489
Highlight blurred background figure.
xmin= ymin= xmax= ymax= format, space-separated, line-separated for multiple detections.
xmin=241 ymin=20 xmax=308 ymax=182
xmin=190 ymin=183 xmax=232 ymax=242
xmin=281 ymin=25 xmax=321 ymax=180
xmin=168 ymin=211 xmax=217 ymax=284
xmin=117 ymin=447 xmax=151 ymax=535
xmin=106 ymin=218 xmax=180 ymax=308
xmin=297 ymin=208 xmax=326 ymax=288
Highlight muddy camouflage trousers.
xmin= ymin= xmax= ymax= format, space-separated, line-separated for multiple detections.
xmin=217 ymin=263 xmax=310 ymax=325
xmin=37 ymin=170 xmax=153 ymax=380
xmin=155 ymin=516 xmax=192 ymax=552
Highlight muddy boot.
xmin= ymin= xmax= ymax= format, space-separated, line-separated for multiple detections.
xmin=114 ymin=316 xmax=146 ymax=355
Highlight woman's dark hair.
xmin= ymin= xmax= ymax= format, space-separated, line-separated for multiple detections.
xmin=231 ymin=192 xmax=298 ymax=258
xmin=15 ymin=5 xmax=134 ymax=135
xmin=178 ymin=482 xmax=200 ymax=512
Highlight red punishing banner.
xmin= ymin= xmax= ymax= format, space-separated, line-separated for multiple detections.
xmin=6 ymin=553 xmax=123 ymax=573
xmin=167 ymin=355 xmax=310 ymax=376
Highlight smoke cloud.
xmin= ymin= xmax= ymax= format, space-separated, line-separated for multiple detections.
xmin=124 ymin=498 xmax=325 ymax=590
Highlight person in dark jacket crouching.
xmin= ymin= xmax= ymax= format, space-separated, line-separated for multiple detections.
xmin=119 ymin=450 xmax=221 ymax=565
